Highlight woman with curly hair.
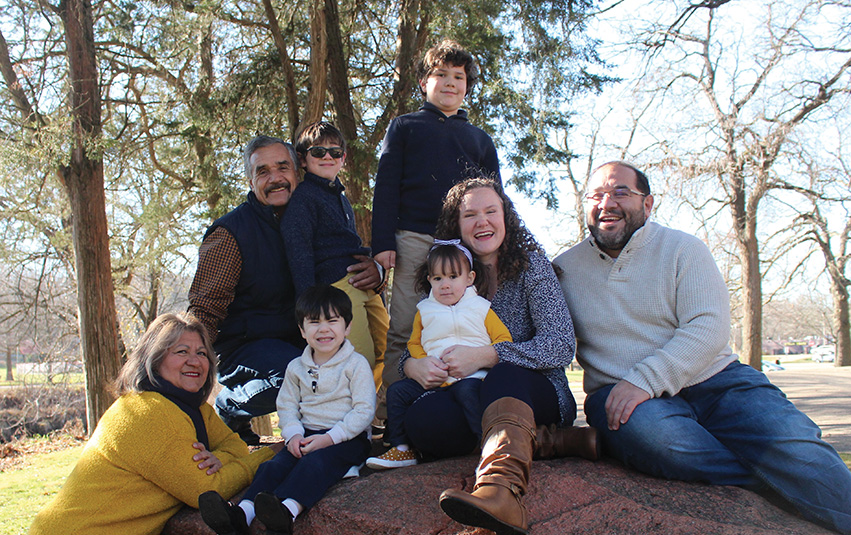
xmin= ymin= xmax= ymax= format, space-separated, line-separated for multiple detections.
xmin=30 ymin=313 xmax=284 ymax=535
xmin=398 ymin=177 xmax=599 ymax=535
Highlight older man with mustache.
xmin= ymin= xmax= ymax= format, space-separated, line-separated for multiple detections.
xmin=189 ymin=135 xmax=381 ymax=446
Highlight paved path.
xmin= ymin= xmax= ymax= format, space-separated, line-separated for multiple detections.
xmin=572 ymin=361 xmax=851 ymax=453
xmin=767 ymin=361 xmax=851 ymax=453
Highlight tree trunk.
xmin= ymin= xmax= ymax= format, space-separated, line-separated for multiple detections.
xmin=831 ymin=278 xmax=851 ymax=367
xmin=304 ymin=0 xmax=327 ymax=126
xmin=5 ymin=347 xmax=12 ymax=381
xmin=262 ymin=0 xmax=299 ymax=136
xmin=739 ymin=227 xmax=763 ymax=370
xmin=60 ymin=0 xmax=122 ymax=433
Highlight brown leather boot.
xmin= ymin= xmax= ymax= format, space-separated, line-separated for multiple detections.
xmin=534 ymin=424 xmax=601 ymax=461
xmin=439 ymin=397 xmax=536 ymax=535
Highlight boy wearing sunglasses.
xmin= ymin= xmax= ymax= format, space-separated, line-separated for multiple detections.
xmin=282 ymin=121 xmax=389 ymax=392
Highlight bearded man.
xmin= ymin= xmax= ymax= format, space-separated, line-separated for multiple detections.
xmin=554 ymin=161 xmax=851 ymax=535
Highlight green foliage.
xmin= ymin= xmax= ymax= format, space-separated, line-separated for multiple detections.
xmin=0 ymin=0 xmax=611 ymax=356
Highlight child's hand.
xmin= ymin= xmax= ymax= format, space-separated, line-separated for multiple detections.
xmin=287 ymin=434 xmax=305 ymax=458
xmin=192 ymin=442 xmax=223 ymax=475
xmin=298 ymin=433 xmax=334 ymax=454
xmin=441 ymin=345 xmax=498 ymax=379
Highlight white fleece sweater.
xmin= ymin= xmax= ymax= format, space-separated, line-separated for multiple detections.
xmin=277 ymin=340 xmax=376 ymax=445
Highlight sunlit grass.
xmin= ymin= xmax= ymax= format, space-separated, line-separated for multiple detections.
xmin=0 ymin=444 xmax=84 ymax=535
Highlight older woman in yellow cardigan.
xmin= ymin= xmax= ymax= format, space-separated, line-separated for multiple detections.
xmin=30 ymin=312 xmax=284 ymax=535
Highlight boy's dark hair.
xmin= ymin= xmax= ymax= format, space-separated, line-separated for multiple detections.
xmin=295 ymin=285 xmax=353 ymax=327
xmin=416 ymin=39 xmax=479 ymax=97
xmin=414 ymin=243 xmax=491 ymax=297
xmin=294 ymin=121 xmax=347 ymax=156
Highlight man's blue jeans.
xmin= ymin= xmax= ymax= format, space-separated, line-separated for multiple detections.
xmin=215 ymin=338 xmax=301 ymax=427
xmin=585 ymin=361 xmax=851 ymax=534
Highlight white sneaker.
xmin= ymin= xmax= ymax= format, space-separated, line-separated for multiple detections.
xmin=343 ymin=463 xmax=363 ymax=478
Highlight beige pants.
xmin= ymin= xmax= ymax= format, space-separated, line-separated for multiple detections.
xmin=332 ymin=274 xmax=389 ymax=390
xmin=381 ymin=230 xmax=434 ymax=386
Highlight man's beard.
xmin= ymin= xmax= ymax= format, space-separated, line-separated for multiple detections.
xmin=588 ymin=207 xmax=647 ymax=253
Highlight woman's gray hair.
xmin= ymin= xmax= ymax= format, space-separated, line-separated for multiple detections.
xmin=113 ymin=312 xmax=217 ymax=399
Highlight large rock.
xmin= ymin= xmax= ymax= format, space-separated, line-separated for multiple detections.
xmin=165 ymin=455 xmax=832 ymax=534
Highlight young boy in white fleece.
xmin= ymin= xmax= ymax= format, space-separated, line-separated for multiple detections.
xmin=199 ymin=285 xmax=375 ymax=534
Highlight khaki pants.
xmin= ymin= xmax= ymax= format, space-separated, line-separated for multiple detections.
xmin=381 ymin=230 xmax=434 ymax=386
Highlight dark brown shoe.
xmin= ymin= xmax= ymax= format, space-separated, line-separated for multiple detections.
xmin=535 ymin=424 xmax=601 ymax=461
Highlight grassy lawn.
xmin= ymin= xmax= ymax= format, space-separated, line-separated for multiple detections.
xmin=0 ymin=365 xmax=84 ymax=387
xmin=0 ymin=445 xmax=83 ymax=535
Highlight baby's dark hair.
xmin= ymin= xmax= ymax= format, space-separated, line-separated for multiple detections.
xmin=294 ymin=120 xmax=347 ymax=156
xmin=416 ymin=39 xmax=479 ymax=97
xmin=415 ymin=243 xmax=490 ymax=297
xmin=295 ymin=285 xmax=353 ymax=327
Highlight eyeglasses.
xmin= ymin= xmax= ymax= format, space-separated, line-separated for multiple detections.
xmin=307 ymin=146 xmax=345 ymax=159
xmin=584 ymin=186 xmax=647 ymax=204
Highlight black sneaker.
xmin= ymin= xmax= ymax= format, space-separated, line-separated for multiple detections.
xmin=255 ymin=492 xmax=294 ymax=534
xmin=198 ymin=491 xmax=249 ymax=535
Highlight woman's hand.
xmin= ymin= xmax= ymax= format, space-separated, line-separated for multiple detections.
xmin=192 ymin=442 xmax=223 ymax=475
xmin=403 ymin=356 xmax=449 ymax=389
xmin=440 ymin=345 xmax=498 ymax=379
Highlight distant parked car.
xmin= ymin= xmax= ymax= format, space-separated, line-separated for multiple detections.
xmin=812 ymin=352 xmax=836 ymax=363
xmin=762 ymin=361 xmax=785 ymax=371
xmin=811 ymin=345 xmax=836 ymax=363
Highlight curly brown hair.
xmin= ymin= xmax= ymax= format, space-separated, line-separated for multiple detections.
xmin=435 ymin=177 xmax=545 ymax=284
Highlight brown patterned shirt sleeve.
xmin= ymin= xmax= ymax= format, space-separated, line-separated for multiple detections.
xmin=188 ymin=227 xmax=241 ymax=343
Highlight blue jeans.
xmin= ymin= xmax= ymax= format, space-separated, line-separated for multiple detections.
xmin=243 ymin=430 xmax=370 ymax=509
xmin=585 ymin=362 xmax=851 ymax=534
xmin=386 ymin=377 xmax=483 ymax=448
xmin=215 ymin=338 xmax=301 ymax=427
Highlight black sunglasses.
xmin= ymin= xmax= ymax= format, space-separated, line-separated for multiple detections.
xmin=307 ymin=146 xmax=345 ymax=159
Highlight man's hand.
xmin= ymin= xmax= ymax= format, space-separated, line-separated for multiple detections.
xmin=299 ymin=433 xmax=334 ymax=454
xmin=604 ymin=380 xmax=651 ymax=431
xmin=192 ymin=442 xmax=223 ymax=475
xmin=347 ymin=254 xmax=381 ymax=290
xmin=375 ymin=251 xmax=395 ymax=270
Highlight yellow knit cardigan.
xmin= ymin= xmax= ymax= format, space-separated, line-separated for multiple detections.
xmin=30 ymin=391 xmax=274 ymax=535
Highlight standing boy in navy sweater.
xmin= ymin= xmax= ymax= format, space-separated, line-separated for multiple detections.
xmin=371 ymin=40 xmax=500 ymax=398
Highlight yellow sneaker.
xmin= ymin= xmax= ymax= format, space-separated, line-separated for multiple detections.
xmin=366 ymin=447 xmax=418 ymax=470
